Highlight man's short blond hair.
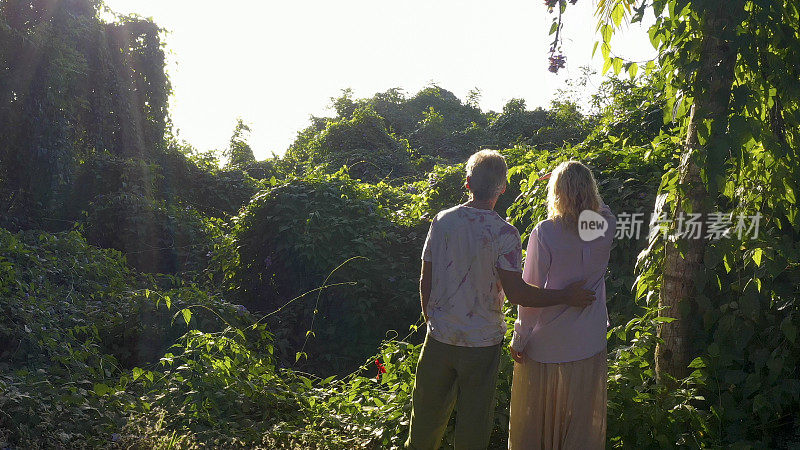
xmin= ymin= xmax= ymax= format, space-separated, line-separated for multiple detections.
xmin=465 ymin=150 xmax=508 ymax=200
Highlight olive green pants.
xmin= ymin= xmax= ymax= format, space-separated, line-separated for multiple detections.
xmin=405 ymin=334 xmax=502 ymax=450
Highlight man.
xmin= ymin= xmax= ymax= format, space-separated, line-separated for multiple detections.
xmin=405 ymin=150 xmax=595 ymax=450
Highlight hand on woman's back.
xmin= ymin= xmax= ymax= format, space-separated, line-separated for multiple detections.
xmin=560 ymin=280 xmax=595 ymax=308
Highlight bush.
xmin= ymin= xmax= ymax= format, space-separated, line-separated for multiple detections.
xmin=405 ymin=163 xmax=469 ymax=219
xmin=288 ymin=107 xmax=416 ymax=183
xmin=159 ymin=145 xmax=264 ymax=218
xmin=226 ymin=171 xmax=427 ymax=373
xmin=0 ymin=227 xmax=250 ymax=448
xmin=82 ymin=191 xmax=221 ymax=275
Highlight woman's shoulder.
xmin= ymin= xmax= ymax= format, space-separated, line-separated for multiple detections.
xmin=535 ymin=217 xmax=556 ymax=231
xmin=531 ymin=218 xmax=556 ymax=240
xmin=598 ymin=204 xmax=617 ymax=235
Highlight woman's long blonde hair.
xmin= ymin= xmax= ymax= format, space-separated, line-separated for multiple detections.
xmin=546 ymin=161 xmax=602 ymax=231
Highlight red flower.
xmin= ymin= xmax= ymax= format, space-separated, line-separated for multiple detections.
xmin=375 ymin=359 xmax=387 ymax=380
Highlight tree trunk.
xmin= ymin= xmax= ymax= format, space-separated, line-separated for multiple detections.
xmin=655 ymin=3 xmax=742 ymax=382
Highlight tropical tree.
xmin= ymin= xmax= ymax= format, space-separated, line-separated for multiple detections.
xmin=552 ymin=0 xmax=800 ymax=402
xmin=547 ymin=1 xmax=800 ymax=442
xmin=225 ymin=118 xmax=256 ymax=169
xmin=0 ymin=0 xmax=169 ymax=228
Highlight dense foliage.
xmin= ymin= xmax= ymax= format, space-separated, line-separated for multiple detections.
xmin=2 ymin=0 xmax=800 ymax=448
xmin=223 ymin=171 xmax=425 ymax=374
xmin=580 ymin=0 xmax=800 ymax=446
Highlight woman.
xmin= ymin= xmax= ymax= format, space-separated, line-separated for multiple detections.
xmin=508 ymin=161 xmax=615 ymax=449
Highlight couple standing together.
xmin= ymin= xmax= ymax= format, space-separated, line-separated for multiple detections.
xmin=405 ymin=150 xmax=615 ymax=450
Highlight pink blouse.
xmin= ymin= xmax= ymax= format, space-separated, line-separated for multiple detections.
xmin=510 ymin=205 xmax=616 ymax=363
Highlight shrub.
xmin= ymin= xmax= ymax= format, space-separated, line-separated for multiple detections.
xmin=226 ymin=171 xmax=426 ymax=373
xmin=0 ymin=227 xmax=249 ymax=448
xmin=82 ymin=191 xmax=221 ymax=275
xmin=289 ymin=107 xmax=416 ymax=183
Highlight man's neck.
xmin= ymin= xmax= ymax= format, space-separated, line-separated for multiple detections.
xmin=463 ymin=196 xmax=497 ymax=211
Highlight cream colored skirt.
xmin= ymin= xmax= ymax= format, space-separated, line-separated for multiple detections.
xmin=508 ymin=350 xmax=607 ymax=450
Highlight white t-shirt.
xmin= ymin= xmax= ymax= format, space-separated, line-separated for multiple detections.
xmin=422 ymin=205 xmax=523 ymax=347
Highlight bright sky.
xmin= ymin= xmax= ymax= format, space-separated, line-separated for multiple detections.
xmin=103 ymin=0 xmax=657 ymax=159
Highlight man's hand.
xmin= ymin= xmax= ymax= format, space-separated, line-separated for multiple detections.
xmin=559 ymin=280 xmax=595 ymax=307
xmin=510 ymin=346 xmax=524 ymax=364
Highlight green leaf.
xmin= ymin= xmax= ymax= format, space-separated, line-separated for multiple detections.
xmin=94 ymin=383 xmax=110 ymax=396
xmin=688 ymin=357 xmax=706 ymax=369
xmin=600 ymin=24 xmax=613 ymax=43
xmin=613 ymin=58 xmax=623 ymax=75
xmin=635 ymin=281 xmax=648 ymax=299
xmin=133 ymin=367 xmax=143 ymax=381
xmin=181 ymin=308 xmax=192 ymax=325
xmin=612 ymin=3 xmax=625 ymax=27
xmin=654 ymin=316 xmax=676 ymax=323
xmin=648 ymin=25 xmax=660 ymax=47
xmin=752 ymin=248 xmax=763 ymax=267
xmin=784 ymin=179 xmax=796 ymax=204
xmin=602 ymin=58 xmax=612 ymax=75
xmin=628 ymin=62 xmax=638 ymax=79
